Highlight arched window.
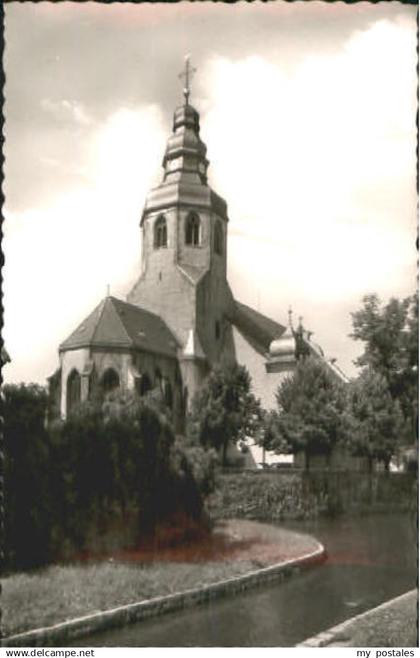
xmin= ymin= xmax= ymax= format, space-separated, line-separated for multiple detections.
xmin=155 ymin=367 xmax=162 ymax=391
xmin=185 ymin=213 xmax=200 ymax=246
xmin=67 ymin=369 xmax=81 ymax=415
xmin=139 ymin=373 xmax=152 ymax=397
xmin=214 ymin=221 xmax=223 ymax=255
xmin=154 ymin=215 xmax=167 ymax=249
xmin=163 ymin=379 xmax=173 ymax=409
xmin=215 ymin=320 xmax=221 ymax=340
xmin=101 ymin=368 xmax=120 ymax=394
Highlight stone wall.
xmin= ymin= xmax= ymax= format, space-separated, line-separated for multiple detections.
xmin=207 ymin=470 xmax=416 ymax=521
xmin=128 ymin=208 xmax=231 ymax=359
xmin=127 ymin=205 xmax=237 ymax=406
xmin=127 ymin=208 xmax=196 ymax=348
xmin=196 ymin=270 xmax=236 ymax=365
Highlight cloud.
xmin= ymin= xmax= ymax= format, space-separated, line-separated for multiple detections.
xmin=40 ymin=98 xmax=93 ymax=125
xmin=201 ymin=17 xmax=416 ymax=308
xmin=3 ymin=104 xmax=166 ymax=383
xmin=3 ymin=6 xmax=417 ymax=384
xmin=86 ymin=105 xmax=165 ymax=197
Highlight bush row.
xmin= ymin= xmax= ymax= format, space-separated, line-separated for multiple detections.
xmin=3 ymin=385 xmax=215 ymax=571
xmin=207 ymin=472 xmax=322 ymax=521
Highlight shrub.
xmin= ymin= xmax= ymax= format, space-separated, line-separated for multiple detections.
xmin=4 ymin=388 xmax=215 ymax=570
xmin=3 ymin=384 xmax=52 ymax=569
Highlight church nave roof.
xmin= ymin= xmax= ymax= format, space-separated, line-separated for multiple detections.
xmin=231 ymin=300 xmax=286 ymax=356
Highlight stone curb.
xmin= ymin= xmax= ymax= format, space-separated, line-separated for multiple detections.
xmin=2 ymin=541 xmax=325 ymax=647
xmin=297 ymin=589 xmax=418 ymax=647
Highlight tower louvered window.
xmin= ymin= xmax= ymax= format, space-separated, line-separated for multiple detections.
xmin=154 ymin=215 xmax=168 ymax=249
xmin=185 ymin=213 xmax=200 ymax=246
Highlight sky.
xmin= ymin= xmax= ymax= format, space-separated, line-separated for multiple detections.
xmin=3 ymin=1 xmax=418 ymax=385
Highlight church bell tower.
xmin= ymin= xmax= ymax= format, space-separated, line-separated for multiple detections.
xmin=127 ymin=58 xmax=236 ymax=395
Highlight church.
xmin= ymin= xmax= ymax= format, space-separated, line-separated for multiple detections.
xmin=48 ymin=61 xmax=347 ymax=435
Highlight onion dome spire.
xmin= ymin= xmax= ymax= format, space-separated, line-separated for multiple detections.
xmin=162 ymin=56 xmax=209 ymax=184
xmin=178 ymin=54 xmax=196 ymax=106
xmin=140 ymin=57 xmax=228 ymax=223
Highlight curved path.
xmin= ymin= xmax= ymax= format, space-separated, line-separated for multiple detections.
xmin=67 ymin=512 xmax=416 ymax=647
xmin=2 ymin=520 xmax=324 ymax=647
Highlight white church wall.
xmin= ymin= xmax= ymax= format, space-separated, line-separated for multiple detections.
xmin=232 ymin=326 xmax=295 ymax=467
xmin=231 ymin=326 xmax=289 ymax=411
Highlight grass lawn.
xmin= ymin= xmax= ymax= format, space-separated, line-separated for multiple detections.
xmin=3 ymin=559 xmax=259 ymax=637
xmin=3 ymin=520 xmax=321 ymax=637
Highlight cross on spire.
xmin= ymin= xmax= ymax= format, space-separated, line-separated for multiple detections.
xmin=288 ymin=306 xmax=293 ymax=328
xmin=178 ymin=55 xmax=196 ymax=105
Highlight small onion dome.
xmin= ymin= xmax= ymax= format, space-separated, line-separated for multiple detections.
xmin=269 ymin=324 xmax=296 ymax=358
xmin=165 ymin=128 xmax=207 ymax=159
xmin=173 ymin=104 xmax=200 ymax=131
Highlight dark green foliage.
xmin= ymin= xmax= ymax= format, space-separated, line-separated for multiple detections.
xmin=261 ymin=357 xmax=349 ymax=469
xmin=4 ymin=386 xmax=213 ymax=571
xmin=258 ymin=294 xmax=417 ymax=472
xmin=208 ymin=471 xmax=415 ymax=522
xmin=187 ymin=364 xmax=263 ymax=465
xmin=259 ymin=409 xmax=289 ymax=455
xmin=350 ymin=293 xmax=418 ymax=442
xmin=208 ymin=471 xmax=317 ymax=521
xmin=3 ymin=384 xmax=51 ymax=569
xmin=347 ymin=369 xmax=404 ymax=471
xmin=176 ymin=440 xmax=218 ymax=500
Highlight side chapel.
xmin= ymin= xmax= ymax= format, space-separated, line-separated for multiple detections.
xmin=48 ymin=60 xmax=347 ymax=443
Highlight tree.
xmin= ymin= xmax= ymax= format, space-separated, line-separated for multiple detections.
xmin=187 ymin=364 xmax=262 ymax=466
xmin=3 ymin=383 xmax=52 ymax=568
xmin=262 ymin=357 xmax=349 ymax=469
xmin=4 ymin=384 xmax=217 ymax=569
xmin=347 ymin=369 xmax=404 ymax=472
xmin=50 ymin=394 xmax=181 ymax=540
xmin=258 ymin=409 xmax=289 ymax=458
xmin=350 ymin=294 xmax=418 ymax=442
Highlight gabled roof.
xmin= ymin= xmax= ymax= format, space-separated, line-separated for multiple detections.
xmin=230 ymin=300 xmax=286 ymax=356
xmin=60 ymin=296 xmax=179 ymax=358
xmin=232 ymin=300 xmax=349 ymax=382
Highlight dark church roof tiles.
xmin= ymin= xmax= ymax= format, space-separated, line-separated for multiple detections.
xmin=60 ymin=296 xmax=179 ymax=358
xmin=231 ymin=301 xmax=286 ymax=356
